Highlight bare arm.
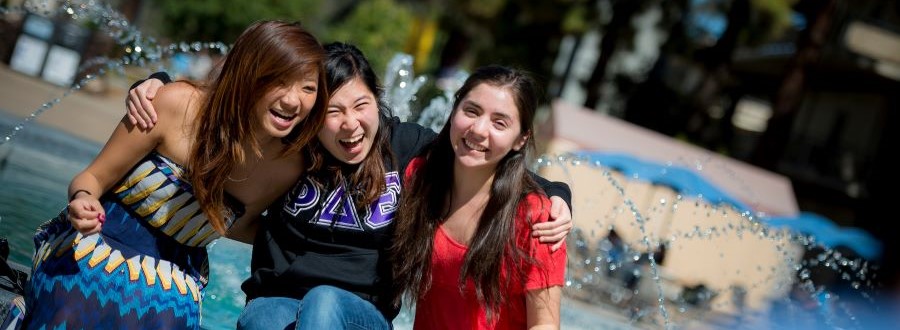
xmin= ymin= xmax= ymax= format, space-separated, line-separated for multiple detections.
xmin=525 ymin=286 xmax=562 ymax=330
xmin=67 ymin=84 xmax=189 ymax=234
xmin=127 ymin=74 xmax=283 ymax=245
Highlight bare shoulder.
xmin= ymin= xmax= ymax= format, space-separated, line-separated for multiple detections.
xmin=152 ymin=81 xmax=202 ymax=119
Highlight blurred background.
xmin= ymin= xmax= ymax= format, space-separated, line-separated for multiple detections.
xmin=1 ymin=0 xmax=899 ymax=328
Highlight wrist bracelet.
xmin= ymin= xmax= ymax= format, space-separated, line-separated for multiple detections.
xmin=69 ymin=189 xmax=92 ymax=202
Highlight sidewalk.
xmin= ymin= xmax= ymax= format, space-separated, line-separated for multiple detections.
xmin=0 ymin=64 xmax=136 ymax=144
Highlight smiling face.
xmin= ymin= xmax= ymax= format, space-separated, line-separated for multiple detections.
xmin=449 ymin=83 xmax=529 ymax=172
xmin=317 ymin=77 xmax=380 ymax=164
xmin=254 ymin=75 xmax=320 ymax=140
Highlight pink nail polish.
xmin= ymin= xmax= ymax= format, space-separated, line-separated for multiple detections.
xmin=98 ymin=213 xmax=106 ymax=223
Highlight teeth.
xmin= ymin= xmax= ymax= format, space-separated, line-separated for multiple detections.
xmin=340 ymin=136 xmax=363 ymax=144
xmin=463 ymin=138 xmax=486 ymax=152
xmin=270 ymin=109 xmax=295 ymax=120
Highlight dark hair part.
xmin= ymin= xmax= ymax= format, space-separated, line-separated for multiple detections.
xmin=392 ymin=65 xmax=542 ymax=316
xmin=305 ymin=42 xmax=394 ymax=206
xmin=190 ymin=20 xmax=327 ymax=234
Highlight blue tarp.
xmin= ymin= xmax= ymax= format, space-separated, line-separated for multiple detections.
xmin=575 ymin=151 xmax=882 ymax=260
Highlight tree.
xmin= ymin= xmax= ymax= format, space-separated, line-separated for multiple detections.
xmin=151 ymin=0 xmax=325 ymax=43
xmin=325 ymin=0 xmax=415 ymax=74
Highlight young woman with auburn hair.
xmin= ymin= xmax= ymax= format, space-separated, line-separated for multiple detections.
xmin=25 ymin=20 xmax=327 ymax=329
xmin=393 ymin=65 xmax=567 ymax=329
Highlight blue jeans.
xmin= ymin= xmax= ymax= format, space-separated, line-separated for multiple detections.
xmin=236 ymin=285 xmax=390 ymax=330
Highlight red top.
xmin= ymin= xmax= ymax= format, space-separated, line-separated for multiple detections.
xmin=405 ymin=158 xmax=567 ymax=329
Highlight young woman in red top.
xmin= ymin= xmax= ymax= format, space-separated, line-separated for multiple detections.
xmin=393 ymin=65 xmax=566 ymax=329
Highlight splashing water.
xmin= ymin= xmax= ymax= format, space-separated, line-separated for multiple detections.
xmin=382 ymin=53 xmax=428 ymax=122
xmin=0 ymin=1 xmax=892 ymax=329
xmin=0 ymin=0 xmax=229 ymax=145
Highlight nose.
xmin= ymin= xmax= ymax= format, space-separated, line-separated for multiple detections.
xmin=280 ymin=85 xmax=304 ymax=112
xmin=467 ymin=117 xmax=489 ymax=140
xmin=340 ymin=110 xmax=361 ymax=131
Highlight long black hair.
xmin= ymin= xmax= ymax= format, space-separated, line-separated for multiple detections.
xmin=305 ymin=42 xmax=395 ymax=207
xmin=392 ymin=65 xmax=543 ymax=316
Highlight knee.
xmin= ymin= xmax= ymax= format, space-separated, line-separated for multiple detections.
xmin=304 ymin=285 xmax=347 ymax=305
xmin=237 ymin=297 xmax=300 ymax=330
xmin=299 ymin=286 xmax=352 ymax=321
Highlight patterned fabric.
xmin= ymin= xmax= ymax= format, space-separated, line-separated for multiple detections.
xmin=26 ymin=153 xmax=242 ymax=329
xmin=0 ymin=295 xmax=24 ymax=330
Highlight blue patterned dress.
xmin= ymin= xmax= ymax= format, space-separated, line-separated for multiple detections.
xmin=25 ymin=152 xmax=242 ymax=329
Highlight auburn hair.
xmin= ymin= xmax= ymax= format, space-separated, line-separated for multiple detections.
xmin=392 ymin=65 xmax=543 ymax=316
xmin=189 ymin=20 xmax=327 ymax=234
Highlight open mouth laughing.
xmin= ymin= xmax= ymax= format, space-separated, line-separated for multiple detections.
xmin=462 ymin=138 xmax=487 ymax=152
xmin=339 ymin=135 xmax=364 ymax=149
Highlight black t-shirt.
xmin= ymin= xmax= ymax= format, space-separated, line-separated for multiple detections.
xmin=241 ymin=116 xmax=433 ymax=319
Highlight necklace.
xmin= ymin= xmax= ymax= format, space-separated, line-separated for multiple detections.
xmin=226 ymin=173 xmax=251 ymax=182
xmin=226 ymin=155 xmax=261 ymax=182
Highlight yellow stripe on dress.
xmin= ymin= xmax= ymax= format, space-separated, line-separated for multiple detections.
xmin=157 ymin=260 xmax=173 ymax=290
xmin=73 ymin=234 xmax=100 ymax=261
xmin=146 ymin=192 xmax=193 ymax=228
xmin=172 ymin=267 xmax=188 ymax=295
xmin=182 ymin=222 xmax=218 ymax=246
xmin=135 ymin=182 xmax=180 ymax=217
xmin=186 ymin=275 xmax=200 ymax=302
xmin=126 ymin=256 xmax=142 ymax=281
xmin=104 ymin=250 xmax=125 ymax=273
xmin=52 ymin=232 xmax=77 ymax=258
xmin=114 ymin=162 xmax=156 ymax=194
xmin=197 ymin=229 xmax=223 ymax=247
xmin=88 ymin=243 xmax=111 ymax=268
xmin=120 ymin=172 xmax=168 ymax=205
xmin=163 ymin=203 xmax=202 ymax=237
xmin=173 ymin=214 xmax=210 ymax=245
xmin=142 ymin=256 xmax=158 ymax=286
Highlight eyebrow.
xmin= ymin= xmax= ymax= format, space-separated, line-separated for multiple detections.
xmin=462 ymin=100 xmax=514 ymax=121
xmin=353 ymin=95 xmax=373 ymax=104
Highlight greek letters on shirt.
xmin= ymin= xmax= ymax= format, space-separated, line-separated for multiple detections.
xmin=283 ymin=171 xmax=401 ymax=230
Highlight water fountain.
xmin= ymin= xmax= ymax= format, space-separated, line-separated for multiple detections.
xmin=0 ymin=1 xmax=893 ymax=329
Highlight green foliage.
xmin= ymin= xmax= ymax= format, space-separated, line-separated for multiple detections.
xmin=326 ymin=0 xmax=414 ymax=75
xmin=152 ymin=0 xmax=325 ymax=43
xmin=747 ymin=0 xmax=799 ymax=44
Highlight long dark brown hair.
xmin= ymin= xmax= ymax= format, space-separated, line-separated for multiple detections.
xmin=392 ymin=65 xmax=542 ymax=316
xmin=189 ymin=20 xmax=327 ymax=234
xmin=305 ymin=42 xmax=394 ymax=207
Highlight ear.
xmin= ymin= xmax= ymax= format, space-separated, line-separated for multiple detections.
xmin=512 ymin=131 xmax=530 ymax=151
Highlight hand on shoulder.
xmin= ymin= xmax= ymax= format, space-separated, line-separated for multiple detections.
xmin=152 ymin=81 xmax=201 ymax=119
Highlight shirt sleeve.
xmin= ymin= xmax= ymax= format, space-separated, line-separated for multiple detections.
xmin=520 ymin=194 xmax=568 ymax=291
xmin=129 ymin=71 xmax=173 ymax=90
xmin=390 ymin=117 xmax=438 ymax=171
xmin=529 ymin=172 xmax=572 ymax=216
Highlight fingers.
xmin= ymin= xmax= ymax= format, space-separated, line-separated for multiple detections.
xmin=550 ymin=197 xmax=563 ymax=219
xmin=531 ymin=221 xmax=571 ymax=241
xmin=536 ymin=227 xmax=568 ymax=243
xmin=143 ymin=79 xmax=164 ymax=124
xmin=126 ymin=98 xmax=145 ymax=128
xmin=138 ymin=85 xmax=158 ymax=124
xmin=68 ymin=200 xmax=106 ymax=234
xmin=69 ymin=214 xmax=103 ymax=234
xmin=128 ymin=89 xmax=154 ymax=129
xmin=551 ymin=240 xmax=565 ymax=252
